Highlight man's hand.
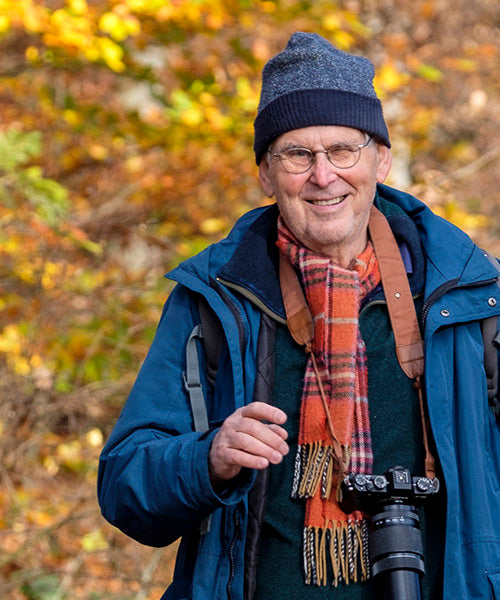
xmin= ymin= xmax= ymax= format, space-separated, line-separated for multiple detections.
xmin=209 ymin=402 xmax=289 ymax=484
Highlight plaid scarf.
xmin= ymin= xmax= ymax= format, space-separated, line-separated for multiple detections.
xmin=276 ymin=216 xmax=381 ymax=586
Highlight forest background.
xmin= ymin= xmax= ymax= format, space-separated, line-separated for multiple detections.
xmin=0 ymin=0 xmax=499 ymax=599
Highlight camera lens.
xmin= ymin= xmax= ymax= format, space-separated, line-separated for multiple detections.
xmin=340 ymin=467 xmax=440 ymax=600
xmin=369 ymin=503 xmax=424 ymax=599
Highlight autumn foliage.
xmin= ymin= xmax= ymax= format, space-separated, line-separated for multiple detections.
xmin=0 ymin=1 xmax=499 ymax=598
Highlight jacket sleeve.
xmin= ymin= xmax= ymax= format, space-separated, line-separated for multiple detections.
xmin=97 ymin=284 xmax=255 ymax=547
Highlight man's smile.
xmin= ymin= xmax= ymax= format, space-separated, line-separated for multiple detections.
xmin=305 ymin=194 xmax=348 ymax=206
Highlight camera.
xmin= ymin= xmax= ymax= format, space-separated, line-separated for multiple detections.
xmin=340 ymin=466 xmax=440 ymax=600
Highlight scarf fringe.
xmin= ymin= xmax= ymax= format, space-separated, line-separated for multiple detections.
xmin=292 ymin=443 xmax=351 ymax=500
xmin=303 ymin=521 xmax=370 ymax=586
xmin=292 ymin=442 xmax=332 ymax=499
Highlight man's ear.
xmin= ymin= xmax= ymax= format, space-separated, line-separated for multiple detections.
xmin=376 ymin=144 xmax=392 ymax=183
xmin=258 ymin=159 xmax=275 ymax=198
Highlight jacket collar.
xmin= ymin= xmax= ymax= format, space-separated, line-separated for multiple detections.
xmin=169 ymin=184 xmax=498 ymax=320
xmin=217 ymin=188 xmax=426 ymax=321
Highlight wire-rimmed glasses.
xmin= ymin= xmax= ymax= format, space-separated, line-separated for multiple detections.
xmin=268 ymin=135 xmax=373 ymax=174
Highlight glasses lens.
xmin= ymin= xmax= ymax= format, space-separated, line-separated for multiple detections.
xmin=327 ymin=146 xmax=358 ymax=168
xmin=281 ymin=148 xmax=313 ymax=173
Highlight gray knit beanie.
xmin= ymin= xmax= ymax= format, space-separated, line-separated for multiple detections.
xmin=253 ymin=32 xmax=390 ymax=164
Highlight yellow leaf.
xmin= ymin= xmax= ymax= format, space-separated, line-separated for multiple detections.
xmin=125 ymin=155 xmax=143 ymax=173
xmin=67 ymin=0 xmax=88 ymax=16
xmin=30 ymin=354 xmax=43 ymax=368
xmin=99 ymin=11 xmax=129 ymax=41
xmin=96 ymin=37 xmax=126 ymax=72
xmin=16 ymin=261 xmax=37 ymax=283
xmin=43 ymin=456 xmax=59 ymax=476
xmin=181 ymin=106 xmax=204 ymax=127
xmin=417 ymin=63 xmax=443 ymax=83
xmin=206 ymin=12 xmax=223 ymax=30
xmin=199 ymin=91 xmax=216 ymax=106
xmin=200 ymin=218 xmax=226 ymax=235
xmin=205 ymin=106 xmax=230 ymax=130
xmin=374 ymin=64 xmax=410 ymax=95
xmin=0 ymin=15 xmax=10 ymax=33
xmin=332 ymin=30 xmax=354 ymax=51
xmin=0 ymin=325 xmax=22 ymax=354
xmin=124 ymin=15 xmax=140 ymax=36
xmin=86 ymin=428 xmax=104 ymax=448
xmin=27 ymin=509 xmax=54 ymax=527
xmin=25 ymin=45 xmax=39 ymax=61
xmin=83 ymin=46 xmax=100 ymax=61
xmin=322 ymin=13 xmax=341 ymax=32
xmin=81 ymin=529 xmax=109 ymax=552
xmin=13 ymin=356 xmax=30 ymax=376
xmin=21 ymin=0 xmax=47 ymax=33
xmin=261 ymin=1 xmax=277 ymax=13
xmin=41 ymin=261 xmax=64 ymax=289
xmin=88 ymin=143 xmax=109 ymax=160
xmin=63 ymin=109 xmax=82 ymax=126
xmin=56 ymin=440 xmax=81 ymax=462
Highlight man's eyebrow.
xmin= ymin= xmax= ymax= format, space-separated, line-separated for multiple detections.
xmin=273 ymin=142 xmax=310 ymax=151
xmin=275 ymin=137 xmax=364 ymax=151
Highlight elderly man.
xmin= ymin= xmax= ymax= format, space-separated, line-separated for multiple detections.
xmin=98 ymin=33 xmax=500 ymax=600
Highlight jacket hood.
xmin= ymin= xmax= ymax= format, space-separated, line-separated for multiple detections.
xmin=167 ymin=204 xmax=276 ymax=288
xmin=376 ymin=184 xmax=498 ymax=290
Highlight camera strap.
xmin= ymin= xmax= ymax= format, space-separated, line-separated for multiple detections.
xmin=279 ymin=204 xmax=436 ymax=479
xmin=367 ymin=206 xmax=434 ymax=479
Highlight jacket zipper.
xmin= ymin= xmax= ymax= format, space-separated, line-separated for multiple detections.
xmin=226 ymin=509 xmax=240 ymax=600
xmin=210 ymin=277 xmax=247 ymax=358
xmin=420 ymin=275 xmax=500 ymax=331
xmin=216 ymin=277 xmax=286 ymax=325
xmin=420 ymin=278 xmax=460 ymax=331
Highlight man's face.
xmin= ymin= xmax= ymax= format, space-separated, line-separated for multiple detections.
xmin=259 ymin=125 xmax=392 ymax=268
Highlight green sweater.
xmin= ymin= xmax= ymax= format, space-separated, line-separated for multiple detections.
xmin=254 ymin=298 xmax=446 ymax=599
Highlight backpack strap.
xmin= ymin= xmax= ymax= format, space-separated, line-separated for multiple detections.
xmin=183 ymin=297 xmax=224 ymax=433
xmin=183 ymin=324 xmax=210 ymax=433
xmin=183 ymin=297 xmax=224 ymax=535
xmin=482 ymin=316 xmax=499 ymax=406
xmin=198 ymin=296 xmax=223 ymax=388
xmin=481 ymin=250 xmax=500 ymax=418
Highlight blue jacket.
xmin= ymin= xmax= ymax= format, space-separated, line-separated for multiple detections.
xmin=98 ymin=184 xmax=500 ymax=599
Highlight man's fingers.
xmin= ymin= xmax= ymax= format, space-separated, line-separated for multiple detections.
xmin=240 ymin=402 xmax=287 ymax=425
xmin=208 ymin=403 xmax=290 ymax=483
xmin=267 ymin=423 xmax=289 ymax=440
xmin=219 ymin=448 xmax=270 ymax=471
xmin=236 ymin=417 xmax=288 ymax=453
xmin=229 ymin=430 xmax=288 ymax=464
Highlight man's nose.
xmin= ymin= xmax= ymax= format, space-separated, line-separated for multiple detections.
xmin=308 ymin=152 xmax=339 ymax=187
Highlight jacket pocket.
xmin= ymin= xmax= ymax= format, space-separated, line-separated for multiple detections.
xmin=487 ymin=569 xmax=500 ymax=599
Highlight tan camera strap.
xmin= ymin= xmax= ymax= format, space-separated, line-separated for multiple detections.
xmin=279 ymin=204 xmax=436 ymax=479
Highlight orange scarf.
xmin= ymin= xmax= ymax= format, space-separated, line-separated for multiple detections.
xmin=277 ymin=216 xmax=381 ymax=586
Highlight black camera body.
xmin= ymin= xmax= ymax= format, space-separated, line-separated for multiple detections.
xmin=340 ymin=466 xmax=440 ymax=600
xmin=341 ymin=466 xmax=440 ymax=515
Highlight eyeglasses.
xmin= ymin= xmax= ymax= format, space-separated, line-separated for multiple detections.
xmin=268 ymin=136 xmax=373 ymax=174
